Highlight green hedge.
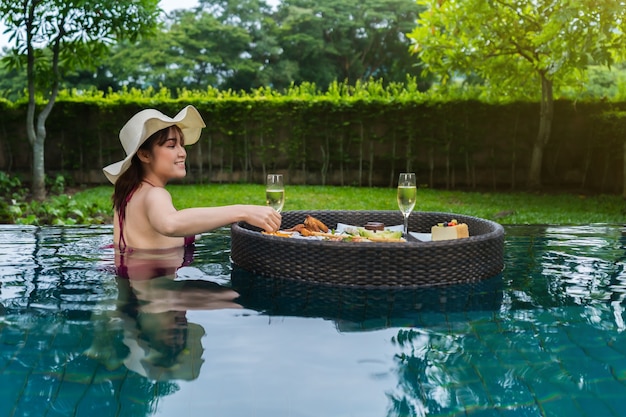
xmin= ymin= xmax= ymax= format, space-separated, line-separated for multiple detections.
xmin=0 ymin=81 xmax=623 ymax=192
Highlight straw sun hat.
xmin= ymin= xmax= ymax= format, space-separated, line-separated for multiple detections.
xmin=103 ymin=105 xmax=206 ymax=184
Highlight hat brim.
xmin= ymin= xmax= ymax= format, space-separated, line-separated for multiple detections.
xmin=103 ymin=105 xmax=206 ymax=184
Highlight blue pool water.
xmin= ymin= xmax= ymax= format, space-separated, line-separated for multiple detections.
xmin=1 ymin=223 xmax=625 ymax=417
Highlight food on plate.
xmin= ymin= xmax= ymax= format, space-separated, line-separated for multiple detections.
xmin=262 ymin=230 xmax=295 ymax=238
xmin=303 ymin=215 xmax=329 ymax=232
xmin=283 ymin=215 xmax=329 ymax=235
xmin=431 ymin=219 xmax=469 ymax=241
xmin=358 ymin=228 xmax=403 ymax=241
xmin=283 ymin=223 xmax=314 ymax=236
xmin=262 ymin=215 xmax=404 ymax=242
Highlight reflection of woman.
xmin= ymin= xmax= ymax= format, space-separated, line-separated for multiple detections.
xmin=115 ymin=243 xmax=242 ymax=311
xmin=88 ymin=244 xmax=241 ymax=381
xmin=117 ymin=306 xmax=207 ymax=381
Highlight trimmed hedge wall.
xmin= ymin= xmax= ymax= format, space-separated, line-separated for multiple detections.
xmin=0 ymin=93 xmax=623 ymax=193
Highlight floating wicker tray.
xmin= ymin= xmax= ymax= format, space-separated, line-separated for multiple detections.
xmin=230 ymin=210 xmax=505 ymax=288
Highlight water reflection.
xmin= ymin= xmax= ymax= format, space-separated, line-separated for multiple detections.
xmin=503 ymin=225 xmax=626 ymax=310
xmin=87 ymin=244 xmax=241 ymax=381
xmin=384 ymin=224 xmax=626 ymax=417
xmin=2 ymin=224 xmax=626 ymax=417
xmin=231 ymin=266 xmax=504 ymax=331
xmin=385 ymin=301 xmax=626 ymax=416
xmin=0 ymin=226 xmax=241 ymax=417
xmin=231 ymin=224 xmax=626 ymax=416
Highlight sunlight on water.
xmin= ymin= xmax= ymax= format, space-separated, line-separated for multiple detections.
xmin=0 ymin=223 xmax=625 ymax=416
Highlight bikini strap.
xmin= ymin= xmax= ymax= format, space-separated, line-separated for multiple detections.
xmin=118 ymin=185 xmax=140 ymax=251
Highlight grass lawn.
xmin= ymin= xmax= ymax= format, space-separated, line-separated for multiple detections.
xmin=73 ymin=184 xmax=625 ymax=225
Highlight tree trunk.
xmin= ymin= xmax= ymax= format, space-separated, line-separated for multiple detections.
xmin=24 ymin=4 xmax=43 ymax=200
xmin=27 ymin=19 xmax=62 ymax=201
xmin=527 ymin=74 xmax=554 ymax=189
xmin=28 ymin=99 xmax=56 ymax=201
xmin=30 ymin=103 xmax=57 ymax=201
xmin=31 ymin=134 xmax=46 ymax=200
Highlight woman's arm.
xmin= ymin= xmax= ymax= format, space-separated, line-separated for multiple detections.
xmin=144 ymin=186 xmax=281 ymax=236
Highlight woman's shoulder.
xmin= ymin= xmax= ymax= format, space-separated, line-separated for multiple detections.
xmin=142 ymin=183 xmax=174 ymax=202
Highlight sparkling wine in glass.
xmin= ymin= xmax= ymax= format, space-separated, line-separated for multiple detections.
xmin=266 ymin=174 xmax=285 ymax=213
xmin=397 ymin=173 xmax=417 ymax=238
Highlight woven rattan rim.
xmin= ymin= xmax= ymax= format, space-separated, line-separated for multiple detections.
xmin=230 ymin=210 xmax=505 ymax=288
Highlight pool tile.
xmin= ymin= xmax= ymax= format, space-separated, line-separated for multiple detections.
xmin=538 ymin=395 xmax=584 ymax=416
xmin=573 ymin=394 xmax=620 ymax=417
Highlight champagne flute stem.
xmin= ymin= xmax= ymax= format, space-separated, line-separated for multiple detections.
xmin=403 ymin=214 xmax=409 ymax=238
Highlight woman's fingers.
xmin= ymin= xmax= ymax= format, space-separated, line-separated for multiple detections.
xmin=261 ymin=207 xmax=282 ymax=232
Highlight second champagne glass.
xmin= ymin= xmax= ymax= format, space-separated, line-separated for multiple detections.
xmin=397 ymin=173 xmax=417 ymax=238
xmin=266 ymin=174 xmax=285 ymax=213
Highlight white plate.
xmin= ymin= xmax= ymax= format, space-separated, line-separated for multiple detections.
xmin=409 ymin=232 xmax=432 ymax=242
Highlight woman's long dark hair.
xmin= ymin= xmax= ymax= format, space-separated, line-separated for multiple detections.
xmin=112 ymin=125 xmax=185 ymax=213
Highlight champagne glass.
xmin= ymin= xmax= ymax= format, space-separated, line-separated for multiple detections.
xmin=397 ymin=173 xmax=417 ymax=238
xmin=266 ymin=174 xmax=285 ymax=213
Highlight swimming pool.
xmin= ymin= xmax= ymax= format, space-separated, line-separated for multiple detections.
xmin=0 ymin=223 xmax=625 ymax=417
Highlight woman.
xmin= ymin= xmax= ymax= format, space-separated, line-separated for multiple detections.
xmin=103 ymin=105 xmax=281 ymax=250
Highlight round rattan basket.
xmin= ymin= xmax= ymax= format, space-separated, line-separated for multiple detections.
xmin=230 ymin=210 xmax=505 ymax=288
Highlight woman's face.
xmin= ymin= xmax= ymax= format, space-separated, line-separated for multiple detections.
xmin=148 ymin=127 xmax=187 ymax=181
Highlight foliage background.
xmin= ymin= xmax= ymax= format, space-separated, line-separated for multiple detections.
xmin=0 ymin=82 xmax=624 ymax=193
xmin=1 ymin=0 xmax=626 ymax=195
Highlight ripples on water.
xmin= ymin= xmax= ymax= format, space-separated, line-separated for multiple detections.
xmin=0 ymin=224 xmax=625 ymax=417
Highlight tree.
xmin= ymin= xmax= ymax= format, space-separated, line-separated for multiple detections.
xmin=96 ymin=0 xmax=277 ymax=92
xmin=0 ymin=0 xmax=161 ymax=199
xmin=197 ymin=0 xmax=283 ymax=91
xmin=101 ymin=10 xmax=253 ymax=91
xmin=408 ymin=0 xmax=626 ymax=189
xmin=84 ymin=0 xmax=428 ymax=92
xmin=275 ymin=0 xmax=425 ymax=88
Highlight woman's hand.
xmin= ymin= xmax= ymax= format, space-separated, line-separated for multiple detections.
xmin=241 ymin=205 xmax=282 ymax=232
